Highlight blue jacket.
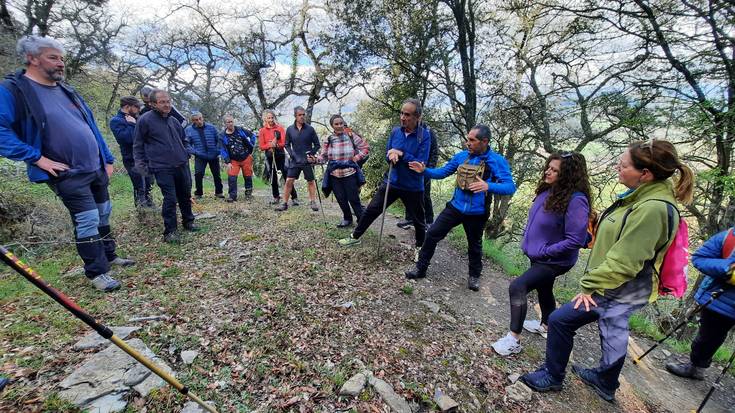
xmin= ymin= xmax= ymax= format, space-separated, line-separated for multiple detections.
xmin=424 ymin=148 xmax=516 ymax=215
xmin=219 ymin=127 xmax=255 ymax=162
xmin=185 ymin=122 xmax=220 ymax=160
xmin=109 ymin=110 xmax=137 ymax=161
xmin=0 ymin=70 xmax=114 ymax=182
xmin=385 ymin=126 xmax=431 ymax=191
xmin=693 ymin=228 xmax=735 ymax=319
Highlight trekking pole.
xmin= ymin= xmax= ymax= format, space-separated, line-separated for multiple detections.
xmin=695 ymin=346 xmax=735 ymax=413
xmin=313 ymin=162 xmax=328 ymax=229
xmin=0 ymin=246 xmax=218 ymax=413
xmin=633 ymin=290 xmax=724 ymax=365
xmin=376 ymin=162 xmax=394 ymax=258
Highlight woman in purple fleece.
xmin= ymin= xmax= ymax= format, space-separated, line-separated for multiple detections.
xmin=492 ymin=152 xmax=591 ymax=356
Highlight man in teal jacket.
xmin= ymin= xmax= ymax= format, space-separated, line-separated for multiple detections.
xmin=404 ymin=124 xmax=516 ymax=291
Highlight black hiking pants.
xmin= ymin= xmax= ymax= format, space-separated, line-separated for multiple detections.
xmin=508 ymin=262 xmax=573 ymax=334
xmin=352 ymin=182 xmax=425 ymax=247
xmin=690 ymin=307 xmax=735 ymax=368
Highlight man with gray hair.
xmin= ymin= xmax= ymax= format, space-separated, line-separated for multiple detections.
xmin=139 ymin=85 xmax=185 ymax=124
xmin=0 ymin=35 xmax=135 ymax=292
xmin=275 ymin=106 xmax=321 ymax=212
xmin=185 ymin=111 xmax=224 ymax=199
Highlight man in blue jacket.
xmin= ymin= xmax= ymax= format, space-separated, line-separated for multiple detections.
xmin=185 ymin=112 xmax=223 ymax=199
xmin=338 ymin=98 xmax=431 ymax=251
xmin=666 ymin=227 xmax=735 ymax=379
xmin=404 ymin=125 xmax=516 ymax=291
xmin=0 ymin=35 xmax=134 ymax=292
xmin=109 ymin=96 xmax=153 ymax=208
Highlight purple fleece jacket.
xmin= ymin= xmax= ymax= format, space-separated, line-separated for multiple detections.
xmin=521 ymin=190 xmax=590 ymax=266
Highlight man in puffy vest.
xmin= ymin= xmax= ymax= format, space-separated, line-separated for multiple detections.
xmin=404 ymin=125 xmax=516 ymax=291
xmin=220 ymin=115 xmax=256 ymax=202
xmin=109 ymin=96 xmax=153 ymax=208
xmin=185 ymin=112 xmax=223 ymax=199
xmin=666 ymin=227 xmax=735 ymax=379
xmin=0 ymin=35 xmax=134 ymax=292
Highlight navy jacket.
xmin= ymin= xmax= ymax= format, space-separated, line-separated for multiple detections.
xmin=384 ymin=126 xmax=431 ymax=191
xmin=219 ymin=127 xmax=255 ymax=163
xmin=285 ymin=123 xmax=320 ymax=166
xmin=321 ymin=160 xmax=366 ymax=197
xmin=133 ymin=109 xmax=190 ymax=171
xmin=185 ymin=122 xmax=220 ymax=160
xmin=693 ymin=228 xmax=735 ymax=319
xmin=424 ymin=148 xmax=516 ymax=215
xmin=109 ymin=110 xmax=137 ymax=162
xmin=0 ymin=70 xmax=114 ymax=182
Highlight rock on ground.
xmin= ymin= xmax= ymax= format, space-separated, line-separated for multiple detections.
xmin=59 ymin=338 xmax=173 ymax=412
xmin=505 ymin=381 xmax=533 ymax=403
xmin=72 ymin=326 xmax=140 ymax=351
xmin=181 ymin=400 xmax=217 ymax=413
xmin=339 ymin=372 xmax=367 ymax=396
xmin=368 ymin=376 xmax=412 ymax=413
xmin=181 ymin=350 xmax=199 ymax=365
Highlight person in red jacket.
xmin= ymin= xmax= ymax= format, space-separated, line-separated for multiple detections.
xmin=258 ymin=110 xmax=297 ymax=204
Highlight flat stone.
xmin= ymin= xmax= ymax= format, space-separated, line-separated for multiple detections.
xmin=59 ymin=338 xmax=173 ymax=412
xmin=435 ymin=394 xmax=459 ymax=412
xmin=419 ymin=300 xmax=440 ymax=314
xmin=194 ymin=212 xmax=216 ymax=220
xmin=368 ymin=376 xmax=412 ymax=413
xmin=181 ymin=350 xmax=199 ymax=365
xmin=508 ymin=373 xmax=521 ymax=384
xmin=505 ymin=381 xmax=533 ymax=403
xmin=439 ymin=314 xmax=457 ymax=323
xmin=73 ymin=326 xmax=141 ymax=351
xmin=339 ymin=373 xmax=366 ymax=396
xmin=181 ymin=400 xmax=217 ymax=413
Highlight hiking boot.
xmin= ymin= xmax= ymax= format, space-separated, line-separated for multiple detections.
xmin=275 ymin=203 xmax=288 ymax=212
xmin=109 ymin=257 xmax=136 ymax=267
xmin=183 ymin=223 xmax=200 ymax=232
xmin=90 ymin=273 xmax=121 ymax=292
xmin=397 ymin=219 xmax=413 ymax=230
xmin=226 ymin=197 xmax=235 ymax=203
xmin=519 ymin=367 xmax=563 ymax=393
xmin=270 ymin=197 xmax=281 ymax=205
xmin=338 ymin=235 xmax=361 ymax=247
xmin=0 ymin=376 xmax=9 ymax=391
xmin=291 ymin=198 xmax=300 ymax=206
xmin=405 ymin=265 xmax=427 ymax=279
xmin=336 ymin=220 xmax=353 ymax=228
xmin=491 ymin=333 xmax=522 ymax=356
xmin=523 ymin=320 xmax=548 ymax=338
xmin=468 ymin=276 xmax=480 ymax=291
xmin=665 ymin=361 xmax=705 ymax=380
xmin=215 ymin=193 xmax=225 ymax=199
xmin=163 ymin=232 xmax=180 ymax=244
xmin=571 ymin=364 xmax=615 ymax=402
xmin=310 ymin=200 xmax=319 ymax=211
xmin=244 ymin=189 xmax=253 ymax=199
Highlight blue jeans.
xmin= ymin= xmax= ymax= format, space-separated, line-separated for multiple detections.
xmin=545 ymin=295 xmax=644 ymax=390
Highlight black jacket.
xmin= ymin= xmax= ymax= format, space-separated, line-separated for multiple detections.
xmin=133 ymin=109 xmax=190 ymax=171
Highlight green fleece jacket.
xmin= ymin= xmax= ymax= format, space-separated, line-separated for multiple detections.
xmin=580 ymin=180 xmax=679 ymax=304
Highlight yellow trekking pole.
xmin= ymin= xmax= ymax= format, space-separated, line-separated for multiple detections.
xmin=0 ymin=246 xmax=218 ymax=413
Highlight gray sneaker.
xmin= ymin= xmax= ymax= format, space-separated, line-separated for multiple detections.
xmin=90 ymin=273 xmax=121 ymax=292
xmin=110 ymin=257 xmax=136 ymax=267
xmin=523 ymin=320 xmax=548 ymax=338
xmin=491 ymin=333 xmax=522 ymax=356
xmin=310 ymin=200 xmax=319 ymax=211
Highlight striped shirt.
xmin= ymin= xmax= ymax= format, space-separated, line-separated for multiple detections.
xmin=320 ymin=132 xmax=369 ymax=178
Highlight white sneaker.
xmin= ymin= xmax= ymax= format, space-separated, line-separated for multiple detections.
xmin=90 ymin=273 xmax=121 ymax=292
xmin=491 ymin=333 xmax=522 ymax=356
xmin=523 ymin=320 xmax=548 ymax=338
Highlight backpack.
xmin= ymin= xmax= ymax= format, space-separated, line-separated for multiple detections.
xmin=584 ymin=209 xmax=599 ymax=249
xmin=618 ymin=199 xmax=689 ymax=298
xmin=343 ymin=127 xmax=368 ymax=167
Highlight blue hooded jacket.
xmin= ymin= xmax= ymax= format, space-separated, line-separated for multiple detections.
xmin=185 ymin=122 xmax=220 ymax=160
xmin=384 ymin=126 xmax=431 ymax=191
xmin=693 ymin=228 xmax=735 ymax=319
xmin=109 ymin=109 xmax=137 ymax=161
xmin=0 ymin=70 xmax=114 ymax=183
xmin=424 ymin=148 xmax=516 ymax=215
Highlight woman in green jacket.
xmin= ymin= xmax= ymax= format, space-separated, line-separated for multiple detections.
xmin=520 ymin=139 xmax=694 ymax=402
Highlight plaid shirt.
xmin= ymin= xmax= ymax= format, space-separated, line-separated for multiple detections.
xmin=319 ymin=132 xmax=368 ymax=178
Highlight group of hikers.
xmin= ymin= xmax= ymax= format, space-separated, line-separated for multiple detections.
xmin=1 ymin=34 xmax=734 ymax=405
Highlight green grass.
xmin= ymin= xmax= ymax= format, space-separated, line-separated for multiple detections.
xmin=446 ymin=227 xmax=525 ymax=277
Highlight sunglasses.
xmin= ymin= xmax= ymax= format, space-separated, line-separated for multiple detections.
xmin=640 ymin=138 xmax=655 ymax=157
xmin=560 ymin=151 xmax=574 ymax=158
